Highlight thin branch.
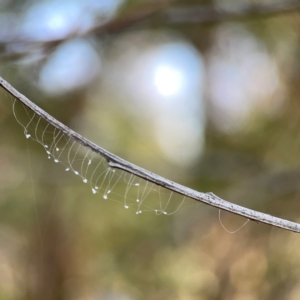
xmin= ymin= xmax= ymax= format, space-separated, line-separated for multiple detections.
xmin=0 ymin=75 xmax=299 ymax=233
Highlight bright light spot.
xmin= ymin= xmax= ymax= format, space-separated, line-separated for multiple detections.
xmin=21 ymin=2 xmax=85 ymax=41
xmin=39 ymin=38 xmax=100 ymax=94
xmin=90 ymin=38 xmax=206 ymax=166
xmin=208 ymin=25 xmax=283 ymax=133
xmin=154 ymin=66 xmax=183 ymax=96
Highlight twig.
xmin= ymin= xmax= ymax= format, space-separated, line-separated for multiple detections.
xmin=0 ymin=75 xmax=299 ymax=233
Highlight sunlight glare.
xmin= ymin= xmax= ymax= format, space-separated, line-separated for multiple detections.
xmin=154 ymin=66 xmax=183 ymax=96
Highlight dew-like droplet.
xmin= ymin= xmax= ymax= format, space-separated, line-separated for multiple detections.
xmin=92 ymin=188 xmax=97 ymax=194
xmin=74 ymin=171 xmax=79 ymax=175
xmin=54 ymin=159 xmax=59 ymax=163
xmin=136 ymin=199 xmax=140 ymax=203
xmin=56 ymin=147 xmax=59 ymax=151
xmin=103 ymin=195 xmax=108 ymax=200
xmin=83 ymin=179 xmax=88 ymax=183
xmin=26 ymin=134 xmax=31 ymax=139
xmin=125 ymin=205 xmax=129 ymax=209
xmin=88 ymin=159 xmax=91 ymax=165
xmin=65 ymin=168 xmax=70 ymax=171
xmin=135 ymin=183 xmax=139 ymax=186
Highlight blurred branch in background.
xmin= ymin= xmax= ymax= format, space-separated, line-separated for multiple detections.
xmin=165 ymin=1 xmax=300 ymax=24
xmin=1 ymin=0 xmax=300 ymax=60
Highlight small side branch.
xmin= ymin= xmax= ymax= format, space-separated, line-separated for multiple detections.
xmin=0 ymin=75 xmax=300 ymax=233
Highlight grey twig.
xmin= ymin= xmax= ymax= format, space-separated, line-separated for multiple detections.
xmin=1 ymin=75 xmax=299 ymax=233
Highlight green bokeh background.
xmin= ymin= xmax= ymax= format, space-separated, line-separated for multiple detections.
xmin=1 ymin=1 xmax=300 ymax=299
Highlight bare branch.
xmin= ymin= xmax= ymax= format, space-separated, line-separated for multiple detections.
xmin=0 ymin=75 xmax=299 ymax=233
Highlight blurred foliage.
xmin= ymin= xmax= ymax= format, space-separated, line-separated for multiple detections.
xmin=1 ymin=0 xmax=300 ymax=300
